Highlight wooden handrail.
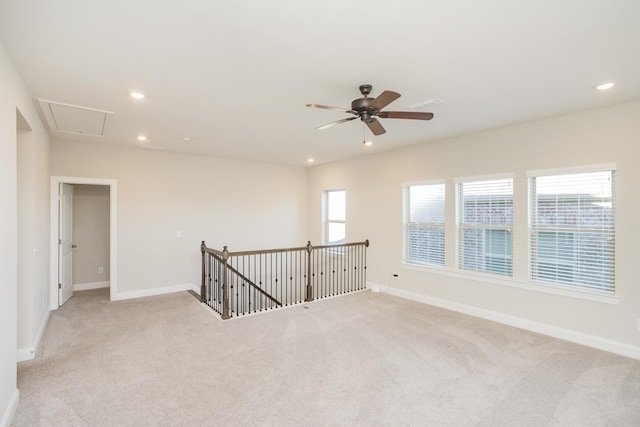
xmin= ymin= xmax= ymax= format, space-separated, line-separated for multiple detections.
xmin=203 ymin=240 xmax=369 ymax=257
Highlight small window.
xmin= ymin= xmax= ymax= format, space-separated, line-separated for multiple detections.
xmin=456 ymin=178 xmax=513 ymax=276
xmin=402 ymin=183 xmax=445 ymax=267
xmin=529 ymin=169 xmax=615 ymax=294
xmin=324 ymin=190 xmax=346 ymax=245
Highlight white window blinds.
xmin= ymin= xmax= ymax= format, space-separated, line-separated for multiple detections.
xmin=529 ymin=170 xmax=615 ymax=294
xmin=402 ymin=183 xmax=445 ymax=267
xmin=457 ymin=178 xmax=513 ymax=276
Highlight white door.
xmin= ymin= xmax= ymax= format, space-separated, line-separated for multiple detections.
xmin=59 ymin=183 xmax=74 ymax=306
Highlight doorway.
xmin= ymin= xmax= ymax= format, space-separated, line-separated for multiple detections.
xmin=50 ymin=177 xmax=117 ymax=309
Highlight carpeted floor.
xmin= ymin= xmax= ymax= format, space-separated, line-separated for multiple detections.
xmin=11 ymin=288 xmax=640 ymax=426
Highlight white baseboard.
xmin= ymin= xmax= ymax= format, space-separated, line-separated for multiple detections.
xmin=74 ymin=281 xmax=110 ymax=291
xmin=16 ymin=347 xmax=33 ymax=363
xmin=17 ymin=308 xmax=51 ymax=362
xmin=33 ymin=308 xmax=50 ymax=356
xmin=112 ymin=283 xmax=199 ymax=301
xmin=368 ymin=281 xmax=394 ymax=294
xmin=381 ymin=286 xmax=640 ymax=361
xmin=0 ymin=389 xmax=19 ymax=427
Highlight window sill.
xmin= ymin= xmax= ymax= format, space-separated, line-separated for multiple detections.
xmin=399 ymin=262 xmax=620 ymax=305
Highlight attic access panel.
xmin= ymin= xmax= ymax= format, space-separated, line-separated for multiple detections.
xmin=37 ymin=99 xmax=113 ymax=137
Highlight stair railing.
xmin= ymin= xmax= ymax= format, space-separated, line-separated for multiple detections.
xmin=201 ymin=240 xmax=369 ymax=319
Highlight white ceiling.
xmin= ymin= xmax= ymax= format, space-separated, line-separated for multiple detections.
xmin=1 ymin=0 xmax=639 ymax=166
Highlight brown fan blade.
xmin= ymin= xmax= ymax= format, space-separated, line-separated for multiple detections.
xmin=316 ymin=116 xmax=358 ymax=130
xmin=306 ymin=104 xmax=357 ymax=114
xmin=378 ymin=111 xmax=434 ymax=120
xmin=365 ymin=118 xmax=386 ymax=135
xmin=368 ymin=90 xmax=401 ymax=111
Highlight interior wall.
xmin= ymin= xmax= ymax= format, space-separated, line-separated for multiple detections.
xmin=307 ymin=100 xmax=640 ymax=351
xmin=50 ymin=140 xmax=308 ymax=295
xmin=0 ymin=38 xmax=50 ymax=425
xmin=17 ymin=127 xmax=34 ymax=352
xmin=16 ymin=118 xmax=49 ymax=358
xmin=72 ymin=184 xmax=110 ymax=286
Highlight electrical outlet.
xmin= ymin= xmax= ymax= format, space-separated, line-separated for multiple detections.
xmin=98 ymin=267 xmax=104 ymax=274
xmin=176 ymin=230 xmax=182 ymax=238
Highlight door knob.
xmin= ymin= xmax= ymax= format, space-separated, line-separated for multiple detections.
xmin=71 ymin=244 xmax=77 ymax=249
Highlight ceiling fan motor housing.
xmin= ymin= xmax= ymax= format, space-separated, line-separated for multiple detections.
xmin=351 ymin=97 xmax=377 ymax=122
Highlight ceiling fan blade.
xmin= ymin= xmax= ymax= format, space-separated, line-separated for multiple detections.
xmin=378 ymin=111 xmax=434 ymax=120
xmin=316 ymin=116 xmax=357 ymax=130
xmin=368 ymin=90 xmax=401 ymax=111
xmin=306 ymin=104 xmax=356 ymax=114
xmin=366 ymin=118 xmax=386 ymax=135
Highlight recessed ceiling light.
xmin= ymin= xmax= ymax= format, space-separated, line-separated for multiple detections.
xmin=183 ymin=137 xmax=192 ymax=142
xmin=130 ymin=91 xmax=145 ymax=99
xmin=137 ymin=135 xmax=147 ymax=141
xmin=363 ymin=140 xmax=373 ymax=146
xmin=594 ymin=82 xmax=615 ymax=91
xmin=307 ymin=158 xmax=315 ymax=163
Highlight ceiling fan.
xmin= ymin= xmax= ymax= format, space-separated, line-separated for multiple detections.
xmin=306 ymin=84 xmax=434 ymax=136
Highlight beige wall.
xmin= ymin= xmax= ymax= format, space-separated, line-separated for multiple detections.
xmin=16 ymin=125 xmax=50 ymax=352
xmin=72 ymin=185 xmax=110 ymax=285
xmin=1 ymin=39 xmax=50 ymax=423
xmin=50 ymin=140 xmax=308 ymax=295
xmin=307 ymin=101 xmax=640 ymax=351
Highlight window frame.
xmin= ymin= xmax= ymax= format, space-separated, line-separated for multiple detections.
xmin=455 ymin=174 xmax=514 ymax=277
xmin=527 ymin=164 xmax=616 ymax=295
xmin=323 ymin=189 xmax=346 ymax=246
xmin=402 ymin=181 xmax=446 ymax=268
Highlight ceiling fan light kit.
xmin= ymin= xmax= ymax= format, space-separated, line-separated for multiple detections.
xmin=306 ymin=84 xmax=434 ymax=136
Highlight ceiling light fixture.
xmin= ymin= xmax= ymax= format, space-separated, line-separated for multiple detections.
xmin=137 ymin=135 xmax=147 ymax=141
xmin=307 ymin=158 xmax=315 ymax=163
xmin=130 ymin=91 xmax=145 ymax=99
xmin=594 ymin=82 xmax=615 ymax=91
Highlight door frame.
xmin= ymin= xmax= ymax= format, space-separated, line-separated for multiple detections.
xmin=50 ymin=176 xmax=117 ymax=309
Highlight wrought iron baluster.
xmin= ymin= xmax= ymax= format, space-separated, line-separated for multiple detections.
xmin=259 ymin=253 xmax=263 ymax=312
xmin=252 ymin=254 xmax=256 ymax=311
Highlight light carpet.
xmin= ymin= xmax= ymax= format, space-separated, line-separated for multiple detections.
xmin=11 ymin=288 xmax=640 ymax=426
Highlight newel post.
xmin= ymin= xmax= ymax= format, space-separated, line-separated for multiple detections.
xmin=305 ymin=241 xmax=314 ymax=302
xmin=221 ymin=246 xmax=231 ymax=320
xmin=200 ymin=241 xmax=206 ymax=303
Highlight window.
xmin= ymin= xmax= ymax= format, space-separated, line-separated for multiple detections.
xmin=402 ymin=183 xmax=445 ymax=267
xmin=324 ymin=189 xmax=346 ymax=245
xmin=456 ymin=178 xmax=513 ymax=276
xmin=529 ymin=169 xmax=615 ymax=294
